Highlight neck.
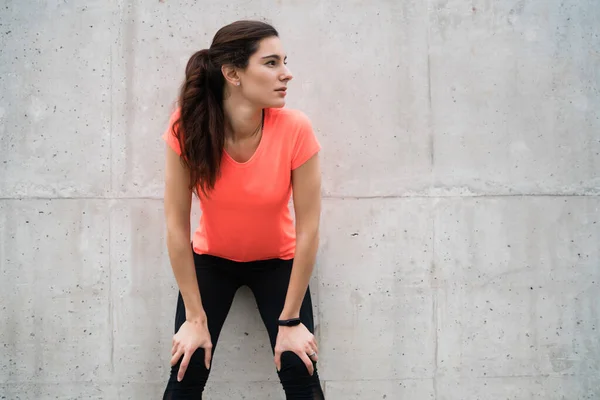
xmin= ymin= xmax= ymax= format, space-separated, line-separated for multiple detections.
xmin=223 ymin=94 xmax=263 ymax=141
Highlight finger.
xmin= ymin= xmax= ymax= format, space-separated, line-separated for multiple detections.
xmin=274 ymin=350 xmax=282 ymax=372
xmin=306 ymin=345 xmax=319 ymax=362
xmin=297 ymin=350 xmax=314 ymax=376
xmin=308 ymin=348 xmax=319 ymax=362
xmin=204 ymin=344 xmax=213 ymax=370
xmin=171 ymin=344 xmax=177 ymax=356
xmin=311 ymin=338 xmax=319 ymax=353
xmin=178 ymin=350 xmax=192 ymax=382
xmin=170 ymin=347 xmax=183 ymax=367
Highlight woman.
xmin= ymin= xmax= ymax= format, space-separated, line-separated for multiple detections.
xmin=161 ymin=20 xmax=325 ymax=399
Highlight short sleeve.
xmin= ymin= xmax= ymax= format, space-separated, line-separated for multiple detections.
xmin=162 ymin=107 xmax=182 ymax=156
xmin=291 ymin=111 xmax=321 ymax=170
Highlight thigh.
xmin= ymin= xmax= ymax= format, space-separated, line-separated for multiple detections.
xmin=246 ymin=259 xmax=325 ymax=399
xmin=175 ymin=253 xmax=242 ymax=344
xmin=246 ymin=259 xmax=315 ymax=349
xmin=164 ymin=253 xmax=241 ymax=398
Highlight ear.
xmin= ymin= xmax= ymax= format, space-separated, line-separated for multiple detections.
xmin=221 ymin=64 xmax=240 ymax=86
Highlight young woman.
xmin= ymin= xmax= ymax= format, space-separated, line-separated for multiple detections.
xmin=161 ymin=20 xmax=325 ymax=399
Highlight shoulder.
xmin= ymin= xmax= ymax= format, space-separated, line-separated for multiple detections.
xmin=168 ymin=106 xmax=182 ymax=127
xmin=267 ymin=107 xmax=312 ymax=130
xmin=163 ymin=106 xmax=182 ymax=138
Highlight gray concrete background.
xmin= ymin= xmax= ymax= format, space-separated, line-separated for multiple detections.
xmin=1 ymin=0 xmax=599 ymax=399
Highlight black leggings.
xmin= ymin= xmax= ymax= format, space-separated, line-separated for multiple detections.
xmin=163 ymin=252 xmax=325 ymax=399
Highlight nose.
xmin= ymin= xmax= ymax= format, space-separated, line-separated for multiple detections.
xmin=281 ymin=65 xmax=293 ymax=82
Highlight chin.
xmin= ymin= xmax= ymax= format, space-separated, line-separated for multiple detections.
xmin=268 ymin=99 xmax=287 ymax=108
xmin=254 ymin=95 xmax=286 ymax=109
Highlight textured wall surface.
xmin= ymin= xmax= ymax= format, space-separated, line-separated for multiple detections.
xmin=1 ymin=0 xmax=599 ymax=399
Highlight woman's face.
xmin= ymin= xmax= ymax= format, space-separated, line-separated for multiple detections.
xmin=237 ymin=36 xmax=293 ymax=108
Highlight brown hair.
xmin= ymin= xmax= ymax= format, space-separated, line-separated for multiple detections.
xmin=171 ymin=20 xmax=279 ymax=196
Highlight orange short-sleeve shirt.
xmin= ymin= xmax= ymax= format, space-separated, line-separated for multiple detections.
xmin=162 ymin=107 xmax=321 ymax=262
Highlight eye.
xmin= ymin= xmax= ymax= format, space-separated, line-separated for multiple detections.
xmin=266 ymin=60 xmax=276 ymax=66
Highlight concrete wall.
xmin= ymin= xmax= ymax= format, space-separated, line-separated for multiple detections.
xmin=1 ymin=0 xmax=599 ymax=399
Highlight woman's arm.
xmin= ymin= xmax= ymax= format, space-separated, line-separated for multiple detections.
xmin=163 ymin=145 xmax=205 ymax=321
xmin=274 ymin=152 xmax=322 ymax=375
xmin=164 ymin=144 xmax=213 ymax=380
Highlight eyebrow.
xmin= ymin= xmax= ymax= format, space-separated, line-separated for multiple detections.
xmin=261 ymin=54 xmax=287 ymax=61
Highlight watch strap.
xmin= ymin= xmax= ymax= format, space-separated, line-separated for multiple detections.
xmin=277 ymin=318 xmax=301 ymax=326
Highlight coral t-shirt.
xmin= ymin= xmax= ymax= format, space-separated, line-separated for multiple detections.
xmin=162 ymin=107 xmax=321 ymax=262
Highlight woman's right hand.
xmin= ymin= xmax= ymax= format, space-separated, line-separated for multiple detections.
xmin=170 ymin=317 xmax=213 ymax=382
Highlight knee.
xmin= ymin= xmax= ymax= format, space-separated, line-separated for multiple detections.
xmin=277 ymin=351 xmax=315 ymax=380
xmin=277 ymin=352 xmax=324 ymax=399
xmin=164 ymin=351 xmax=210 ymax=397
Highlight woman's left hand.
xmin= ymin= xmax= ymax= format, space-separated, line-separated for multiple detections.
xmin=274 ymin=323 xmax=319 ymax=375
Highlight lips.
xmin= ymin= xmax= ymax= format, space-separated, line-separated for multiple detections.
xmin=275 ymin=87 xmax=287 ymax=92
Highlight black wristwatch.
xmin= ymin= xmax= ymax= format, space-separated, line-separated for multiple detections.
xmin=278 ymin=318 xmax=301 ymax=327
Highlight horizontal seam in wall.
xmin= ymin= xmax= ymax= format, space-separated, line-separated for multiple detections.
xmin=0 ymin=193 xmax=599 ymax=201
